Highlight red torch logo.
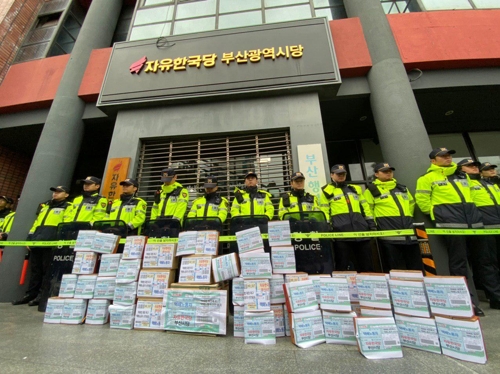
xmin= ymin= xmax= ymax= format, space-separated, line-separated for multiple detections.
xmin=130 ymin=56 xmax=147 ymax=74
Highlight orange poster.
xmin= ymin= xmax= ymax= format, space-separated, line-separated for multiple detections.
xmin=101 ymin=158 xmax=131 ymax=201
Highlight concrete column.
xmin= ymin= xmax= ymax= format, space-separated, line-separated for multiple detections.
xmin=0 ymin=0 xmax=123 ymax=302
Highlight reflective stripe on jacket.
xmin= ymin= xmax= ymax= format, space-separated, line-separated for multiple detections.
xmin=187 ymin=194 xmax=229 ymax=223
xmin=29 ymin=199 xmax=72 ymax=241
xmin=469 ymin=177 xmax=500 ymax=227
xmin=68 ymin=193 xmax=108 ymax=223
xmin=108 ymin=196 xmax=147 ymax=231
xmin=230 ymin=187 xmax=274 ymax=220
xmin=278 ymin=191 xmax=320 ymax=220
xmin=151 ymin=182 xmax=189 ymax=222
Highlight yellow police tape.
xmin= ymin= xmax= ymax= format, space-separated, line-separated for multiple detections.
xmin=3 ymin=228 xmax=500 ymax=247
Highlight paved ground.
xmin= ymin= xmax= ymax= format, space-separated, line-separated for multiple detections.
xmin=0 ymin=303 xmax=499 ymax=373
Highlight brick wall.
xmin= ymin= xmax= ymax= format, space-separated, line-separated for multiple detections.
xmin=0 ymin=145 xmax=31 ymax=208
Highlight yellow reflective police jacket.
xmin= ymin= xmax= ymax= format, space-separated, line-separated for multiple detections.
xmin=0 ymin=211 xmax=15 ymax=234
xmin=187 ymin=193 xmax=229 ymax=223
xmin=28 ymin=199 xmax=73 ymax=241
xmin=415 ymin=163 xmax=483 ymax=228
xmin=278 ymin=190 xmax=320 ymax=220
xmin=151 ymin=182 xmax=189 ymax=222
xmin=67 ymin=192 xmax=107 ymax=223
xmin=468 ymin=175 xmax=500 ymax=227
xmin=108 ymin=194 xmax=147 ymax=232
xmin=230 ymin=187 xmax=274 ymax=220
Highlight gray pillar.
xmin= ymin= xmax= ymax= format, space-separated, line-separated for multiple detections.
xmin=0 ymin=0 xmax=122 ymax=302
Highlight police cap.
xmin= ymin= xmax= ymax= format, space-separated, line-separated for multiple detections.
xmin=457 ymin=159 xmax=481 ymax=168
xmin=245 ymin=171 xmax=258 ymax=179
xmin=79 ymin=176 xmax=101 ymax=184
xmin=119 ymin=178 xmax=139 ymax=188
xmin=330 ymin=164 xmax=347 ymax=174
xmin=0 ymin=196 xmax=14 ymax=204
xmin=480 ymin=162 xmax=497 ymax=171
xmin=429 ymin=147 xmax=456 ymax=159
xmin=291 ymin=171 xmax=305 ymax=181
xmin=50 ymin=186 xmax=70 ymax=193
xmin=374 ymin=162 xmax=395 ymax=172
xmin=204 ymin=176 xmax=218 ymax=188
xmin=161 ymin=168 xmax=176 ymax=183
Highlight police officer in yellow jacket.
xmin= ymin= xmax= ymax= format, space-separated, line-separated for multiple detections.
xmin=151 ymin=168 xmax=189 ymax=223
xmin=320 ymin=164 xmax=375 ymax=272
xmin=108 ymin=178 xmax=147 ymax=235
xmin=13 ymin=186 xmax=72 ymax=306
xmin=279 ymin=172 xmax=320 ymax=220
xmin=480 ymin=162 xmax=500 ymax=271
xmin=458 ymin=159 xmax=500 ymax=310
xmin=188 ymin=176 xmax=229 ymax=223
xmin=231 ymin=171 xmax=274 ymax=220
xmin=0 ymin=195 xmax=13 ymax=228
xmin=364 ymin=163 xmax=422 ymax=272
xmin=0 ymin=210 xmax=15 ymax=240
xmin=67 ymin=176 xmax=107 ymax=224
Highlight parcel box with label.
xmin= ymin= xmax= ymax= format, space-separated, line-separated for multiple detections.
xmin=113 ymin=282 xmax=138 ymax=306
xmin=291 ymin=309 xmax=326 ymax=348
xmin=74 ymin=230 xmax=99 ymax=252
xmin=109 ymin=304 xmax=136 ymax=330
xmin=271 ymin=246 xmax=296 ymax=274
xmin=86 ymin=299 xmax=110 ymax=325
xmin=244 ymin=311 xmax=276 ymax=345
xmin=74 ymin=275 xmax=97 ymax=299
xmin=355 ymin=317 xmax=403 ymax=359
xmin=356 ymin=274 xmax=391 ymax=310
xmin=44 ymin=298 xmax=65 ymax=324
xmin=394 ymin=314 xmax=441 ymax=354
xmin=122 ymin=236 xmax=147 ymax=259
xmin=332 ymin=271 xmax=359 ymax=302
xmin=179 ymin=255 xmax=213 ymax=284
xmin=236 ymin=226 xmax=264 ymax=254
xmin=320 ymin=277 xmax=351 ymax=312
xmin=240 ymin=251 xmax=272 ymax=279
xmin=72 ymin=252 xmax=98 ymax=275
xmin=322 ymin=310 xmax=357 ymax=345
xmin=61 ymin=299 xmax=88 ymax=325
xmin=424 ymin=276 xmax=474 ymax=318
xmin=134 ymin=298 xmax=164 ymax=330
xmin=268 ymin=220 xmax=291 ymax=247
xmin=143 ymin=243 xmax=178 ymax=269
xmin=59 ymin=274 xmax=78 ymax=298
xmin=212 ymin=253 xmax=240 ymax=282
xmin=389 ymin=279 xmax=430 ymax=318
xmin=137 ymin=269 xmax=175 ymax=298
xmin=92 ymin=232 xmax=120 ymax=254
xmin=116 ymin=258 xmax=142 ymax=283
xmin=94 ymin=277 xmax=117 ymax=299
xmin=195 ymin=230 xmax=219 ymax=256
xmin=244 ymin=279 xmax=271 ymax=312
xmin=284 ymin=280 xmax=319 ymax=313
xmin=98 ymin=254 xmax=122 ymax=277
xmin=176 ymin=231 xmax=198 ymax=257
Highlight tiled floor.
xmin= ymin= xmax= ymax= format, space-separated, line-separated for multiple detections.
xmin=0 ymin=303 xmax=498 ymax=373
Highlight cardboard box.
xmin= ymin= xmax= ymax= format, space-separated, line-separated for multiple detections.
xmin=74 ymin=230 xmax=100 ymax=252
xmin=163 ymin=289 xmax=227 ymax=335
xmin=74 ymin=275 xmax=97 ymax=299
xmin=284 ymin=303 xmax=291 ymax=337
xmin=234 ymin=305 xmax=245 ymax=338
xmin=290 ymin=309 xmax=326 ymax=348
xmin=92 ymin=232 xmax=120 ymax=254
xmin=356 ymin=274 xmax=391 ymax=310
xmin=59 ymin=274 xmax=78 ymax=298
xmin=285 ymin=272 xmax=309 ymax=284
xmin=271 ymin=304 xmax=285 ymax=337
xmin=232 ymin=277 xmax=245 ymax=306
xmin=236 ymin=226 xmax=264 ymax=254
xmin=389 ymin=270 xmax=424 ymax=280
xmin=268 ymin=220 xmax=292 ymax=247
xmin=424 ymin=276 xmax=474 ymax=318
xmin=284 ymin=280 xmax=319 ymax=313
xmin=179 ymin=255 xmax=214 ymax=284
xmin=332 ymin=271 xmax=359 ymax=302
xmin=270 ymin=246 xmax=296 ymax=274
xmin=240 ymin=251 xmax=272 ymax=279
xmin=320 ymin=277 xmax=351 ymax=312
xmin=115 ymin=258 xmax=142 ymax=283
xmin=270 ymin=274 xmax=285 ymax=304
xmin=170 ymin=282 xmax=225 ymax=290
xmin=143 ymin=243 xmax=178 ymax=269
xmin=137 ymin=269 xmax=175 ymax=298
xmin=435 ymin=316 xmax=487 ymax=364
xmin=72 ymin=252 xmax=98 ymax=275
xmin=134 ymin=298 xmax=164 ymax=330
xmin=109 ymin=304 xmax=136 ymax=330
xmin=176 ymin=231 xmax=198 ymax=256
xmin=195 ymin=230 xmax=219 ymax=256
xmin=212 ymin=253 xmax=240 ymax=282
xmin=354 ymin=317 xmax=403 ymax=359
xmin=244 ymin=311 xmax=276 ymax=345
xmin=98 ymin=254 xmax=122 ymax=277
xmin=244 ymin=279 xmax=271 ymax=312
xmin=309 ymin=274 xmax=331 ymax=304
xmin=61 ymin=299 xmax=88 ymax=325
xmin=94 ymin=277 xmax=117 ymax=299
xmin=389 ymin=279 xmax=430 ymax=318
xmin=44 ymin=297 xmax=65 ymax=324
xmin=360 ymin=307 xmax=394 ymax=317
xmin=322 ymin=311 xmax=357 ymax=345
xmin=86 ymin=299 xmax=110 ymax=325
xmin=395 ymin=314 xmax=441 ymax=354
xmin=122 ymin=236 xmax=147 ymax=259
xmin=113 ymin=282 xmax=137 ymax=306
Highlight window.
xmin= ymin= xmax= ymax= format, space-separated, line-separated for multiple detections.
xmin=265 ymin=4 xmax=312 ymax=23
xmin=219 ymin=11 xmax=263 ymax=29
xmin=419 ymin=0 xmax=473 ymax=10
xmin=219 ymin=0 xmax=261 ymax=13
xmin=468 ymin=132 xmax=500 ymax=165
xmin=380 ymin=0 xmax=415 ymax=14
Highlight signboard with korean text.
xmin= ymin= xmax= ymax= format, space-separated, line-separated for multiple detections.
xmin=98 ymin=18 xmax=340 ymax=114
xmin=102 ymin=158 xmax=131 ymax=202
xmin=297 ymin=144 xmax=327 ymax=200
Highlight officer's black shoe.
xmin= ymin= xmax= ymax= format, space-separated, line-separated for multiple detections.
xmin=12 ymin=295 xmax=35 ymax=305
xmin=28 ymin=296 xmax=41 ymax=307
xmin=474 ymin=304 xmax=485 ymax=317
xmin=490 ymin=300 xmax=500 ymax=310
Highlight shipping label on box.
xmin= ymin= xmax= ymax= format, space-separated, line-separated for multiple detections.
xmin=332 ymin=271 xmax=358 ymax=302
xmin=308 ymin=274 xmax=331 ymax=304
xmin=240 ymin=252 xmax=272 ymax=279
xmin=395 ymin=314 xmax=441 ymax=354
xmin=98 ymin=254 xmax=122 ymax=277
xmin=123 ymin=236 xmax=147 ymax=259
xmin=271 ymin=304 xmax=285 ymax=337
xmin=143 ymin=243 xmax=178 ymax=269
xmin=244 ymin=279 xmax=271 ymax=312
xmin=59 ymin=274 xmax=78 ymax=298
xmin=234 ymin=305 xmax=245 ymax=338
xmin=109 ymin=304 xmax=136 ymax=330
xmin=244 ymin=311 xmax=276 ymax=345
xmin=44 ymin=298 xmax=65 ymax=324
xmin=323 ymin=310 xmax=357 ymax=345
xmin=179 ymin=255 xmax=213 ymax=284
xmin=72 ymin=252 xmax=98 ymax=275
xmin=291 ymin=309 xmax=326 ymax=348
xmin=74 ymin=275 xmax=97 ymax=299
xmin=285 ymin=272 xmax=309 ymax=284
xmin=356 ymin=274 xmax=391 ymax=309
xmin=271 ymin=246 xmax=296 ymax=274
xmin=163 ymin=289 xmax=227 ymax=335
xmin=137 ymin=270 xmax=174 ymax=298
xmin=94 ymin=277 xmax=116 ymax=299
xmin=134 ymin=298 xmax=164 ymax=330
xmin=284 ymin=280 xmax=319 ymax=313
xmin=176 ymin=231 xmax=198 ymax=256
xmin=435 ymin=316 xmax=486 ymax=364
xmin=236 ymin=227 xmax=264 ymax=254
xmin=389 ymin=279 xmax=430 ymax=318
xmin=86 ymin=299 xmax=110 ymax=325
xmin=355 ymin=317 xmax=403 ymax=359
xmin=268 ymin=221 xmax=291 ymax=247
xmin=212 ymin=253 xmax=240 ymax=282
xmin=74 ymin=230 xmax=99 ymax=252
xmin=116 ymin=258 xmax=141 ymax=283
xmin=284 ymin=304 xmax=291 ymax=337
xmin=195 ymin=231 xmax=219 ymax=256
xmin=113 ymin=282 xmax=137 ymax=306
xmin=424 ymin=277 xmax=473 ymax=318
xmin=61 ymin=299 xmax=88 ymax=324
xmin=232 ymin=277 xmax=245 ymax=306
xmin=360 ymin=307 xmax=394 ymax=317
xmin=92 ymin=233 xmax=119 ymax=254
xmin=270 ymin=274 xmax=285 ymax=304
xmin=320 ymin=278 xmax=351 ymax=312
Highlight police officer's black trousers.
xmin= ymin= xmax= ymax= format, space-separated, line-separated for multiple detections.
xmin=27 ymin=247 xmax=52 ymax=298
xmin=334 ymin=240 xmax=373 ymax=272
xmin=379 ymin=242 xmax=423 ymax=273
xmin=466 ymin=235 xmax=500 ymax=302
